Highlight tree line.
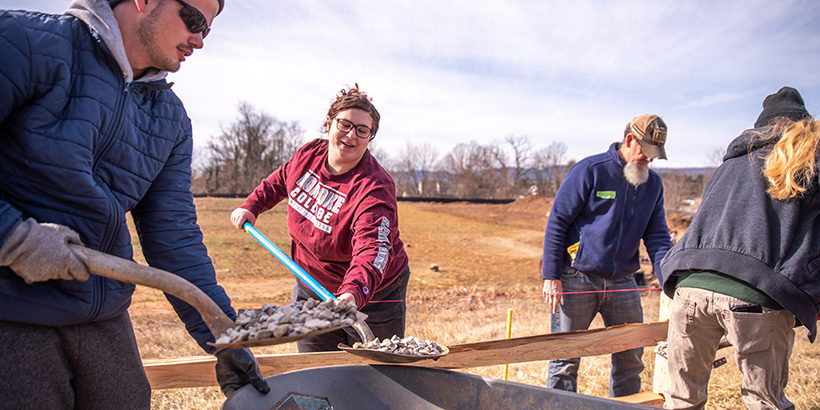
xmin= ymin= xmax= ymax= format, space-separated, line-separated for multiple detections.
xmin=192 ymin=103 xmax=709 ymax=209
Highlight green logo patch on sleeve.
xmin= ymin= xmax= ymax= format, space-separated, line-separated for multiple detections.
xmin=596 ymin=190 xmax=616 ymax=199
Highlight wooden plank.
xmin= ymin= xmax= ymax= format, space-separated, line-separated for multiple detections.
xmin=610 ymin=391 xmax=665 ymax=407
xmin=144 ymin=321 xmax=668 ymax=390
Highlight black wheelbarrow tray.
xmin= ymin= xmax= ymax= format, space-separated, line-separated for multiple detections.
xmin=221 ymin=365 xmax=657 ymax=409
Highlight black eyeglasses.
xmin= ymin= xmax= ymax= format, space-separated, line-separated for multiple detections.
xmin=334 ymin=117 xmax=373 ymax=139
xmin=174 ymin=0 xmax=211 ymax=38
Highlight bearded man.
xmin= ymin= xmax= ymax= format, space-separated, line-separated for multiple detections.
xmin=539 ymin=114 xmax=672 ymax=397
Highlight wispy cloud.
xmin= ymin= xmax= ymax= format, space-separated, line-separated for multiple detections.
xmin=5 ymin=0 xmax=820 ymax=168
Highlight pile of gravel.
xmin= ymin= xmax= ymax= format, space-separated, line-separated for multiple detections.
xmin=215 ymin=298 xmax=358 ymax=344
xmin=352 ymin=335 xmax=446 ymax=357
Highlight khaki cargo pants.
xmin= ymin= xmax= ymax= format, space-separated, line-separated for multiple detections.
xmin=664 ymin=287 xmax=795 ymax=410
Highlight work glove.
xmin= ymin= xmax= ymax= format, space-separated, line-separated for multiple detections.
xmin=0 ymin=218 xmax=90 ymax=284
xmin=215 ymin=347 xmax=270 ymax=397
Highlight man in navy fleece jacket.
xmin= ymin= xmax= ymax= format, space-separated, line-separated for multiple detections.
xmin=540 ymin=114 xmax=672 ymax=397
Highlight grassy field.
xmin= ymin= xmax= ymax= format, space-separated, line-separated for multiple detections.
xmin=130 ymin=197 xmax=820 ymax=409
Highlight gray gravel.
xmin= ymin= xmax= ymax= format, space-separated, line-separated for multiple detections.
xmin=352 ymin=335 xmax=446 ymax=357
xmin=215 ymin=298 xmax=358 ymax=344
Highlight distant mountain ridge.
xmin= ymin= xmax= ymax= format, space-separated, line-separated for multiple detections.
xmin=652 ymin=166 xmax=715 ymax=177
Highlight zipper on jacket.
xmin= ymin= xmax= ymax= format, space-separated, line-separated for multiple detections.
xmin=85 ymin=81 xmax=131 ymax=322
xmin=613 ymin=178 xmax=633 ymax=274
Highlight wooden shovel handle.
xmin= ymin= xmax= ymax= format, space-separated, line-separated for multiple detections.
xmin=71 ymin=245 xmax=235 ymax=339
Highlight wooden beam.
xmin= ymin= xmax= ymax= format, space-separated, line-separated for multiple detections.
xmin=610 ymin=391 xmax=665 ymax=407
xmin=144 ymin=321 xmax=668 ymax=390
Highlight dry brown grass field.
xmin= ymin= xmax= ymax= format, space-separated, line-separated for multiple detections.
xmin=130 ymin=197 xmax=820 ymax=409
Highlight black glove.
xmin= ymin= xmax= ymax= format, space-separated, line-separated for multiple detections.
xmin=215 ymin=348 xmax=270 ymax=397
xmin=0 ymin=218 xmax=89 ymax=284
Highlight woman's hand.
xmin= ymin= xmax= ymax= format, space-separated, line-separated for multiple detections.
xmin=335 ymin=292 xmax=356 ymax=307
xmin=230 ymin=208 xmax=256 ymax=230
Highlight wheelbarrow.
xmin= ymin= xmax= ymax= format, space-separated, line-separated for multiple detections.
xmin=221 ymin=365 xmax=657 ymax=410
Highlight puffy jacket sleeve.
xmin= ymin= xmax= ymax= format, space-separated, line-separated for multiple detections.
xmin=130 ymin=124 xmax=234 ymax=354
xmin=0 ymin=11 xmax=32 ymax=247
xmin=540 ymin=162 xmax=590 ymax=280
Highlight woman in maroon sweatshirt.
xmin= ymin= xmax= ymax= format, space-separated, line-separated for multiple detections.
xmin=231 ymin=85 xmax=410 ymax=352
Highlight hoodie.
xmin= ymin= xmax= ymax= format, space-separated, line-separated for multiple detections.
xmin=660 ymin=127 xmax=820 ymax=342
xmin=64 ymin=0 xmax=167 ymax=84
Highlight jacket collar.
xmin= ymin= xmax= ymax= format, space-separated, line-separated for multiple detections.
xmin=608 ymin=142 xmax=627 ymax=167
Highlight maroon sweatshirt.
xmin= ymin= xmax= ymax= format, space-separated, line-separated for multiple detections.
xmin=240 ymin=139 xmax=408 ymax=308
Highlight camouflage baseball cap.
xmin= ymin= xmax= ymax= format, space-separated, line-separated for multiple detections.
xmin=628 ymin=114 xmax=668 ymax=160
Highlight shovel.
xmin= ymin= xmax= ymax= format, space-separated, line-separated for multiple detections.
xmin=70 ymin=244 xmax=365 ymax=349
xmin=243 ymin=223 xmax=448 ymax=363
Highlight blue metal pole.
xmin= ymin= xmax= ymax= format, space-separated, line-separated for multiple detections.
xmin=243 ymin=222 xmax=336 ymax=301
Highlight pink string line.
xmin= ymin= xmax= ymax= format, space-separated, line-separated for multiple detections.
xmin=126 ymin=286 xmax=663 ymax=311
xmin=371 ymin=286 xmax=663 ymax=304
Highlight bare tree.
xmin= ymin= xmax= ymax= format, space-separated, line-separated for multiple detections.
xmin=659 ymin=170 xmax=689 ymax=210
xmin=439 ymin=142 xmax=500 ymax=199
xmin=367 ymin=142 xmax=391 ymax=168
xmin=200 ymin=102 xmax=304 ymax=194
xmin=531 ymin=141 xmax=569 ymax=197
xmin=707 ymin=145 xmax=726 ymax=166
xmin=503 ymin=135 xmax=534 ymax=195
xmin=696 ymin=144 xmax=725 ymax=194
xmin=488 ymin=140 xmax=510 ymax=196
xmin=392 ymin=142 xmax=439 ymax=197
xmin=190 ymin=145 xmax=209 ymax=195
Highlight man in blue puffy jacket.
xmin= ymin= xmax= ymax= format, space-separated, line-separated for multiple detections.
xmin=540 ymin=114 xmax=672 ymax=397
xmin=0 ymin=0 xmax=269 ymax=408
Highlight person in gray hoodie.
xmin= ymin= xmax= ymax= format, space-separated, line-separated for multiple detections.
xmin=0 ymin=0 xmax=269 ymax=408
xmin=660 ymin=86 xmax=818 ymax=410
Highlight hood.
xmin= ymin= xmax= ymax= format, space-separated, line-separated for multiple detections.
xmin=64 ymin=0 xmax=167 ymax=84
xmin=722 ymin=127 xmax=778 ymax=163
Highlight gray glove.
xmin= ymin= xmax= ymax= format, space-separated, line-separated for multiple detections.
xmin=215 ymin=348 xmax=270 ymax=397
xmin=0 ymin=218 xmax=90 ymax=284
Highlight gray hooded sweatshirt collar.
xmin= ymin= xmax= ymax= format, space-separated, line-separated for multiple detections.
xmin=64 ymin=0 xmax=168 ymax=84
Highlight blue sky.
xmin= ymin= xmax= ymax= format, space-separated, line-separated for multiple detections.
xmin=5 ymin=0 xmax=820 ymax=168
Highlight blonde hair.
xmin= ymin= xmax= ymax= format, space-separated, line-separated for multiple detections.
xmin=763 ymin=118 xmax=820 ymax=200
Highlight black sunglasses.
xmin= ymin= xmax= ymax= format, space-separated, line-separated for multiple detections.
xmin=173 ymin=0 xmax=211 ymax=38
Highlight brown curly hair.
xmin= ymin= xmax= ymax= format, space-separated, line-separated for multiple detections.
xmin=323 ymin=83 xmax=381 ymax=139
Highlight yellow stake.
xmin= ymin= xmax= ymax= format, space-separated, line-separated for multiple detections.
xmin=503 ymin=308 xmax=513 ymax=380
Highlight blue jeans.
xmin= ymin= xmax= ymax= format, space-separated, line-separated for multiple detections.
xmin=547 ymin=266 xmax=645 ymax=397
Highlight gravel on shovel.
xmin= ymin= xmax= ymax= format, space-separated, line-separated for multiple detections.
xmin=214 ymin=298 xmax=359 ymax=345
